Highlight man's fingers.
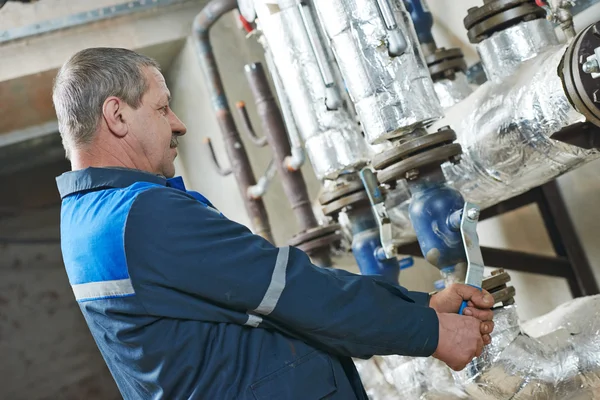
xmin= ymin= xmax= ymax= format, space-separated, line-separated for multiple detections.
xmin=462 ymin=307 xmax=494 ymax=322
xmin=471 ymin=289 xmax=495 ymax=308
xmin=483 ymin=334 xmax=492 ymax=345
xmin=455 ymin=284 xmax=494 ymax=308
xmin=475 ymin=337 xmax=484 ymax=357
xmin=480 ymin=320 xmax=494 ymax=335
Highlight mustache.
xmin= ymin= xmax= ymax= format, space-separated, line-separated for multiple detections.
xmin=170 ymin=135 xmax=179 ymax=148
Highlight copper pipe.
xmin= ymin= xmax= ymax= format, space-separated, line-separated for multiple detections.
xmin=193 ymin=0 xmax=273 ymax=243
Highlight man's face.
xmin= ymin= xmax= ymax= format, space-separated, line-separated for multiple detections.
xmin=129 ymin=66 xmax=187 ymax=178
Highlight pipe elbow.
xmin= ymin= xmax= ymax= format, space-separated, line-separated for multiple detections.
xmin=285 ymin=147 xmax=306 ymax=171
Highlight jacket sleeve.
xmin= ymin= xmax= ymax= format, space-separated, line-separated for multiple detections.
xmin=124 ymin=187 xmax=439 ymax=359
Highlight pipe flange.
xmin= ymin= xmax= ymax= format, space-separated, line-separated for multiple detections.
xmin=425 ymin=48 xmax=468 ymax=81
xmin=293 ymin=232 xmax=344 ymax=254
xmin=288 ymin=224 xmax=341 ymax=248
xmin=464 ymin=0 xmax=546 ymax=44
xmin=561 ymin=22 xmax=600 ymax=127
xmin=321 ymin=191 xmax=370 ymax=217
xmin=319 ymin=179 xmax=365 ymax=206
xmin=377 ymin=143 xmax=462 ymax=185
xmin=372 ymin=128 xmax=458 ymax=171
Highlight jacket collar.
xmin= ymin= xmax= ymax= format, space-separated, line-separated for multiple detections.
xmin=56 ymin=167 xmax=170 ymax=199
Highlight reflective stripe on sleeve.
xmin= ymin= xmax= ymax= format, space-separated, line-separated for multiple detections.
xmin=72 ymin=278 xmax=135 ymax=302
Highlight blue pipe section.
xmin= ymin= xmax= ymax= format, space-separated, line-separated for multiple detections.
xmin=404 ymin=0 xmax=435 ymax=46
xmin=407 ymin=168 xmax=466 ymax=270
xmin=347 ymin=205 xmax=408 ymax=283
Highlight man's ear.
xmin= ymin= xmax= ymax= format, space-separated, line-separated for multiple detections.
xmin=102 ymin=97 xmax=128 ymax=138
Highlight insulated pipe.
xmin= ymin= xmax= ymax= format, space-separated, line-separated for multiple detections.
xmin=263 ymin=47 xmax=306 ymax=172
xmin=313 ymin=0 xmax=443 ymax=144
xmin=385 ymin=21 xmax=600 ymax=247
xmin=193 ymin=0 xmax=273 ymax=243
xmin=244 ymin=62 xmax=332 ymax=267
xmin=254 ymin=0 xmax=371 ymax=180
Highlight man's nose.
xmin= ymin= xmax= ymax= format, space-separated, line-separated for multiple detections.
xmin=170 ymin=112 xmax=187 ymax=136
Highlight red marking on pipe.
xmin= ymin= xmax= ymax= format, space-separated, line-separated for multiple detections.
xmin=239 ymin=14 xmax=253 ymax=33
xmin=535 ymin=0 xmax=547 ymax=7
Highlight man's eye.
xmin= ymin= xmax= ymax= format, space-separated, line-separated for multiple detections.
xmin=161 ymin=106 xmax=169 ymax=114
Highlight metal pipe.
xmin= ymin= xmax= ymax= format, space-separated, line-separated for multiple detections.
xmin=295 ymin=0 xmax=342 ymax=110
xmin=247 ymin=159 xmax=277 ymax=199
xmin=245 ymin=62 xmax=331 ymax=266
xmin=385 ymin=26 xmax=600 ymax=247
xmin=313 ymin=0 xmax=442 ymax=144
xmin=254 ymin=0 xmax=371 ymax=180
xmin=263 ymin=46 xmax=306 ymax=172
xmin=245 ymin=62 xmax=320 ymax=233
xmin=192 ymin=0 xmax=273 ymax=243
xmin=477 ymin=18 xmax=559 ymax=83
xmin=432 ymin=72 xmax=473 ymax=110
xmin=235 ymin=101 xmax=268 ymax=147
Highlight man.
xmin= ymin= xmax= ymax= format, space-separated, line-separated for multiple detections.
xmin=53 ymin=47 xmax=495 ymax=399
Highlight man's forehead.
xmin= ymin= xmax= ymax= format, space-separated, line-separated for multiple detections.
xmin=144 ymin=66 xmax=170 ymax=98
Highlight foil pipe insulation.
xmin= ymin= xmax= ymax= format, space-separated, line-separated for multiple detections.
xmin=433 ymin=71 xmax=473 ymax=110
xmin=437 ymin=44 xmax=600 ymax=210
xmin=383 ymin=38 xmax=598 ymax=246
xmin=355 ymin=297 xmax=600 ymax=399
xmin=313 ymin=0 xmax=443 ymax=144
xmin=253 ymin=0 xmax=371 ymax=181
xmin=477 ymin=18 xmax=560 ymax=83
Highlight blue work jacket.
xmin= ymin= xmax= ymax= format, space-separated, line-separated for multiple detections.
xmin=56 ymin=167 xmax=439 ymax=400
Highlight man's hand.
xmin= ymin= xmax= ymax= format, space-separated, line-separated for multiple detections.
xmin=433 ymin=312 xmax=485 ymax=371
xmin=430 ymin=283 xmax=495 ymax=345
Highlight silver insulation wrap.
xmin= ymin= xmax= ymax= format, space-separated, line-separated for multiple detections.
xmin=437 ymin=45 xmax=600 ymax=210
xmin=313 ymin=0 xmax=443 ymax=144
xmin=387 ymin=44 xmax=599 ymax=246
xmin=254 ymin=0 xmax=370 ymax=180
xmin=433 ymin=72 xmax=473 ymax=110
xmin=478 ymin=19 xmax=560 ymax=83
xmin=357 ymin=296 xmax=600 ymax=399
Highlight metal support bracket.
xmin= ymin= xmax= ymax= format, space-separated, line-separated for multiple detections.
xmin=460 ymin=202 xmax=485 ymax=288
xmin=359 ymin=168 xmax=395 ymax=259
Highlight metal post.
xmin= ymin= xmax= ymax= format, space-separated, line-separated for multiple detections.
xmin=537 ymin=181 xmax=599 ymax=297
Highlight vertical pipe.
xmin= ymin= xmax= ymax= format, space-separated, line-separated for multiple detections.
xmin=244 ymin=63 xmax=331 ymax=266
xmin=192 ymin=0 xmax=273 ymax=243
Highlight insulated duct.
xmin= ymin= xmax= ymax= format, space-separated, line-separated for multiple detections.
xmin=254 ymin=0 xmax=370 ymax=181
xmin=313 ymin=0 xmax=443 ymax=144
xmin=356 ymin=296 xmax=600 ymax=399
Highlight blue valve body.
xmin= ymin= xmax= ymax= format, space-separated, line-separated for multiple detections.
xmin=407 ymin=170 xmax=467 ymax=270
xmin=404 ymin=0 xmax=435 ymax=46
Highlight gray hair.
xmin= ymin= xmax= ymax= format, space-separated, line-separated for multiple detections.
xmin=52 ymin=47 xmax=160 ymax=159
